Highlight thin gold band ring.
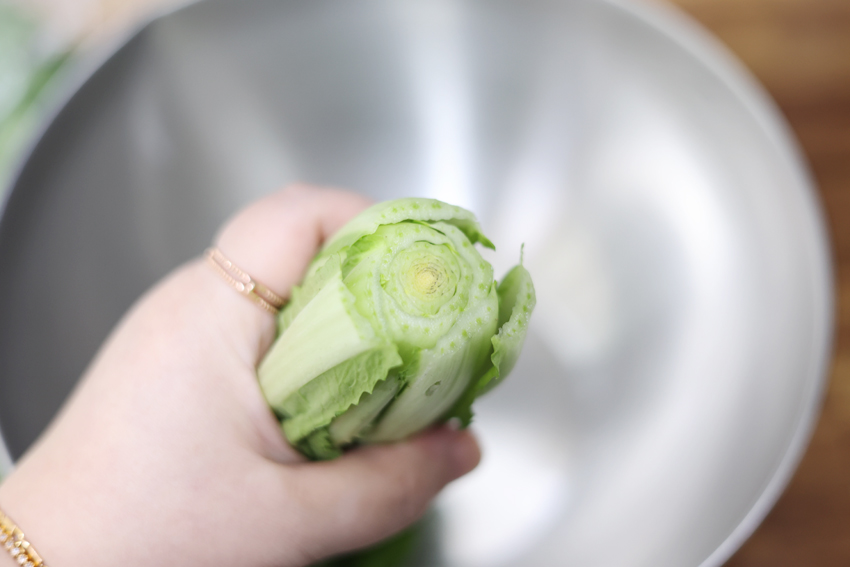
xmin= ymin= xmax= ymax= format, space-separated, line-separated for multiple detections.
xmin=205 ymin=247 xmax=285 ymax=315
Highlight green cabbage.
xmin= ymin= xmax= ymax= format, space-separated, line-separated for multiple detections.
xmin=258 ymin=198 xmax=535 ymax=459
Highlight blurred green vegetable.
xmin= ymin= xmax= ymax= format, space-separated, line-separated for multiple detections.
xmin=258 ymin=197 xmax=535 ymax=459
xmin=315 ymin=524 xmax=420 ymax=567
xmin=0 ymin=3 xmax=73 ymax=195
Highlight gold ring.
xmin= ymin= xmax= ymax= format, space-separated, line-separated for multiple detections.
xmin=205 ymin=247 xmax=285 ymax=315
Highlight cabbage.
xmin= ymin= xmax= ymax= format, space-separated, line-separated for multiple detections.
xmin=258 ymin=198 xmax=535 ymax=459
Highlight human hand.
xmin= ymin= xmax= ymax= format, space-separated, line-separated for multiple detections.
xmin=0 ymin=186 xmax=480 ymax=567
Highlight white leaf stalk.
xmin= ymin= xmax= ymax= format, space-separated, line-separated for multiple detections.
xmin=258 ymin=198 xmax=535 ymax=459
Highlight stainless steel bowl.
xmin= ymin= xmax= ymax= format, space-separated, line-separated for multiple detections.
xmin=0 ymin=0 xmax=833 ymax=565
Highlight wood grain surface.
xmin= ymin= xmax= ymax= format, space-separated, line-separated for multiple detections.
xmin=666 ymin=0 xmax=850 ymax=564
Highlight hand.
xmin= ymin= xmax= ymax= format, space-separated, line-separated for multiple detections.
xmin=0 ymin=186 xmax=480 ymax=567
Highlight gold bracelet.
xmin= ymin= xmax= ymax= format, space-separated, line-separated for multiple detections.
xmin=0 ymin=508 xmax=46 ymax=567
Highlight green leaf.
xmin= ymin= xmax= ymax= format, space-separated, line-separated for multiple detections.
xmin=314 ymin=522 xmax=421 ymax=567
xmin=279 ymin=253 xmax=343 ymax=332
xmin=258 ymin=271 xmax=384 ymax=411
xmin=256 ymin=198 xmax=533 ymax=459
xmin=297 ymin=428 xmax=341 ymax=461
xmin=282 ymin=345 xmax=402 ymax=444
xmin=445 ymin=262 xmax=536 ymax=426
xmin=312 ymin=198 xmax=493 ymax=273
xmin=364 ymin=282 xmax=498 ymax=442
xmin=481 ymin=263 xmax=536 ymax=392
xmin=329 ymin=374 xmax=401 ymax=445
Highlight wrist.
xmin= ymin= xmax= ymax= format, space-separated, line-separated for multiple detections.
xmin=0 ymin=442 xmax=96 ymax=567
xmin=0 ymin=501 xmax=48 ymax=566
xmin=0 ymin=549 xmax=19 ymax=567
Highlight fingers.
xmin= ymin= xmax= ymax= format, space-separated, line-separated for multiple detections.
xmin=287 ymin=427 xmax=481 ymax=559
xmin=205 ymin=185 xmax=372 ymax=357
xmin=100 ymin=185 xmax=371 ymax=464
xmin=215 ymin=184 xmax=372 ymax=300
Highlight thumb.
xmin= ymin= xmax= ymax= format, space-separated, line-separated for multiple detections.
xmin=289 ymin=427 xmax=481 ymax=559
xmin=210 ymin=184 xmax=373 ymax=362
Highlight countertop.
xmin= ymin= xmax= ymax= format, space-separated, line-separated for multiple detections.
xmin=668 ymin=0 xmax=850 ymax=564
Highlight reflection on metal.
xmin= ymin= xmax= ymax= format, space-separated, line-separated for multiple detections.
xmin=437 ymin=409 xmax=571 ymax=567
xmin=391 ymin=0 xmax=477 ymax=211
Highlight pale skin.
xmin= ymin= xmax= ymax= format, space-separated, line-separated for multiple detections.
xmin=0 ymin=186 xmax=481 ymax=567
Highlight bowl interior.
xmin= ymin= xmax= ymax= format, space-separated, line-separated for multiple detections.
xmin=0 ymin=1 xmax=832 ymax=566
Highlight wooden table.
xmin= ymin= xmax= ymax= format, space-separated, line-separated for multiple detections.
xmin=666 ymin=0 xmax=850 ymax=564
